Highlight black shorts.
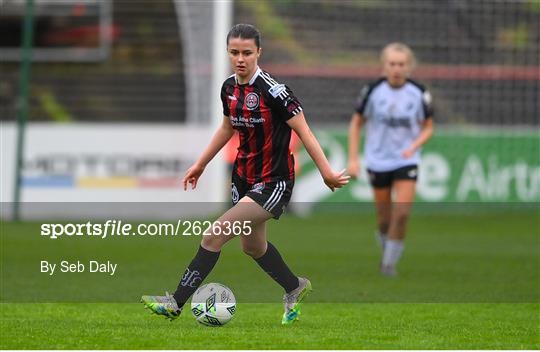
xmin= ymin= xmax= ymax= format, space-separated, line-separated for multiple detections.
xmin=367 ymin=165 xmax=418 ymax=188
xmin=231 ymin=173 xmax=294 ymax=219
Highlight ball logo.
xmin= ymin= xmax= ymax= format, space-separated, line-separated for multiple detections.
xmin=190 ymin=282 xmax=236 ymax=327
xmin=245 ymin=92 xmax=259 ymax=110
xmin=206 ymin=293 xmax=216 ymax=312
xmin=204 ymin=315 xmax=222 ymax=326
xmin=221 ymin=290 xmax=231 ymax=302
xmin=191 ymin=305 xmax=204 ymax=317
xmin=232 ymin=183 xmax=239 ymax=204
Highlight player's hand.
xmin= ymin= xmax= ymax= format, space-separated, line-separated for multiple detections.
xmin=323 ymin=168 xmax=350 ymax=192
xmin=346 ymin=160 xmax=360 ymax=180
xmin=182 ymin=163 xmax=205 ymax=190
xmin=401 ymin=147 xmax=415 ymax=159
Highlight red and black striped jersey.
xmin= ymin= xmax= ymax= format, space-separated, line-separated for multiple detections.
xmin=221 ymin=67 xmax=303 ymax=184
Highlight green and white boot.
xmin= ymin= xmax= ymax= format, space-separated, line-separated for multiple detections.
xmin=141 ymin=292 xmax=182 ymax=321
xmin=282 ymin=277 xmax=312 ymax=325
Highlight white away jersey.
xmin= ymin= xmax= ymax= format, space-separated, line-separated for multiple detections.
xmin=355 ymin=78 xmax=434 ymax=172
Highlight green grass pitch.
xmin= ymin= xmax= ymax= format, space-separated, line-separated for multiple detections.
xmin=2 ymin=303 xmax=537 ymax=349
xmin=1 ymin=206 xmax=539 ymax=349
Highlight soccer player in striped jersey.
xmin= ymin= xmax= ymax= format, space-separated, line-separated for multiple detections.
xmin=347 ymin=43 xmax=434 ymax=276
xmin=142 ymin=24 xmax=349 ymax=324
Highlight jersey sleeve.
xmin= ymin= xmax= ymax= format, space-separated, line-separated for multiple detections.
xmin=354 ymin=84 xmax=371 ymax=115
xmin=422 ymin=89 xmax=434 ymax=119
xmin=221 ymin=82 xmax=230 ymax=117
xmin=267 ymin=83 xmax=303 ymax=121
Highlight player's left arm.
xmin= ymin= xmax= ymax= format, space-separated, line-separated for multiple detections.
xmin=402 ymin=89 xmax=435 ymax=158
xmin=287 ymin=112 xmax=349 ymax=191
xmin=402 ymin=118 xmax=434 ymax=158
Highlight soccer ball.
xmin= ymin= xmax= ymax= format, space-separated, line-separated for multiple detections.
xmin=190 ymin=283 xmax=236 ymax=327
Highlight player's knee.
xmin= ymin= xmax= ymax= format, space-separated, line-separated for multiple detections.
xmin=241 ymin=243 xmax=265 ymax=258
xmin=201 ymin=234 xmax=224 ymax=252
xmin=378 ymin=220 xmax=390 ymax=233
xmin=393 ymin=212 xmax=409 ymax=228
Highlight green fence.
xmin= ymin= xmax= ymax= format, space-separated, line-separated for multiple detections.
xmin=296 ymin=129 xmax=540 ymax=203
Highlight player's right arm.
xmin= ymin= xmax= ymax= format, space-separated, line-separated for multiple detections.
xmin=347 ymin=82 xmax=374 ymax=179
xmin=347 ymin=112 xmax=365 ymax=179
xmin=183 ymin=116 xmax=234 ymax=190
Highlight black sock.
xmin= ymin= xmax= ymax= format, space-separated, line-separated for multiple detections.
xmin=172 ymin=245 xmax=220 ymax=308
xmin=254 ymin=241 xmax=299 ymax=293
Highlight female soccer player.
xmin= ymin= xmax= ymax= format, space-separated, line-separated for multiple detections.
xmin=142 ymin=24 xmax=349 ymax=324
xmin=347 ymin=42 xmax=434 ymax=276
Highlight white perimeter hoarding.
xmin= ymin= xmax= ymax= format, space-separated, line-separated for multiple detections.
xmin=1 ymin=123 xmax=226 ymax=219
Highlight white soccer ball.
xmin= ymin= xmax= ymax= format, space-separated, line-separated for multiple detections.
xmin=190 ymin=283 xmax=236 ymax=327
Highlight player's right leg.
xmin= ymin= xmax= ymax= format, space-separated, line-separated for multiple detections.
xmin=141 ymin=239 xmax=230 ymax=320
xmin=368 ymin=169 xmax=394 ymax=275
xmin=368 ymin=169 xmax=392 ymax=252
xmin=141 ymin=291 xmax=182 ymax=321
xmin=142 ymin=196 xmax=270 ymax=320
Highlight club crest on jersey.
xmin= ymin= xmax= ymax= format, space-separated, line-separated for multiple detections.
xmin=232 ymin=183 xmax=239 ymax=204
xmin=251 ymin=182 xmax=265 ymax=194
xmin=245 ymin=92 xmax=259 ymax=110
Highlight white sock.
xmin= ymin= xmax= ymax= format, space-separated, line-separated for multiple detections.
xmin=376 ymin=231 xmax=388 ymax=249
xmin=382 ymin=239 xmax=404 ymax=267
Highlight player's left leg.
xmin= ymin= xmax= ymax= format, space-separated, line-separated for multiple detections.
xmin=239 ymin=218 xmax=311 ymax=324
xmin=373 ymin=187 xmax=392 ymax=250
xmin=388 ymin=179 xmax=416 ymax=240
xmin=381 ymin=178 xmax=416 ymax=276
xmin=241 ymin=219 xmax=298 ymax=293
xmin=240 ymin=184 xmax=312 ymax=324
xmin=240 ymin=220 xmax=268 ymax=258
